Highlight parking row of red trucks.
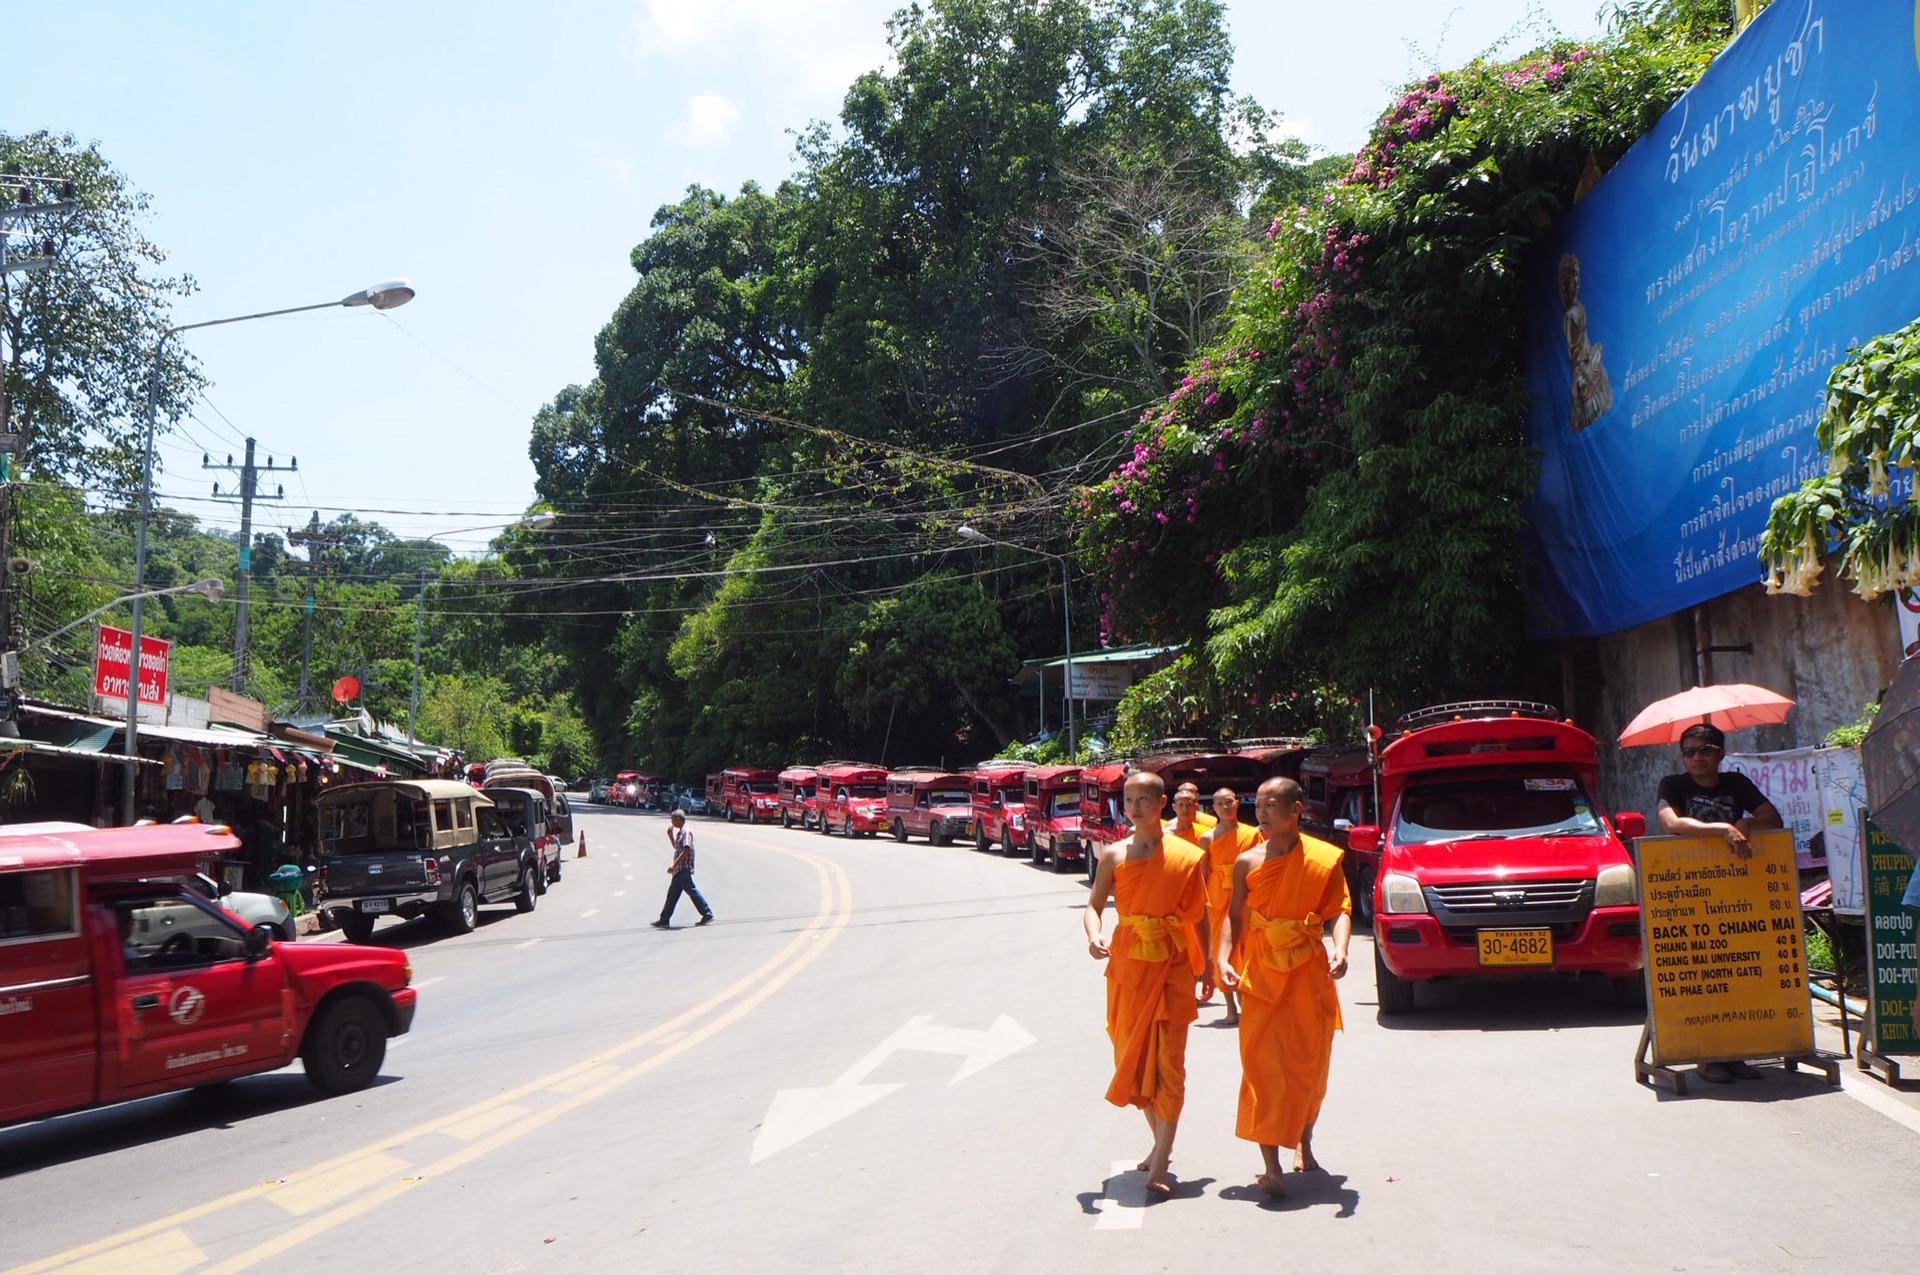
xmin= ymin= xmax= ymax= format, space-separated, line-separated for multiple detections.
xmin=696 ymin=701 xmax=1648 ymax=1011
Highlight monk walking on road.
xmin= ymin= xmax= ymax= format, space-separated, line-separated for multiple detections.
xmin=1085 ymin=771 xmax=1214 ymax=1195
xmin=1201 ymin=787 xmax=1262 ymax=1027
xmin=1218 ymin=776 xmax=1350 ymax=1197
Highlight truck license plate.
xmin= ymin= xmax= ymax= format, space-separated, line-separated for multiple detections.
xmin=360 ymin=899 xmax=390 ymax=914
xmin=1477 ymin=928 xmax=1552 ymax=966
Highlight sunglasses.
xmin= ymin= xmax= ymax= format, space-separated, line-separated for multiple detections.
xmin=1681 ymin=746 xmax=1723 ymax=758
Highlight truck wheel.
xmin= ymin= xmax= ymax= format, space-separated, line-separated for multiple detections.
xmin=550 ymin=858 xmax=563 ymax=884
xmin=975 ymin=826 xmax=990 ymax=853
xmin=1002 ymin=833 xmax=1019 ymax=857
xmin=1051 ymin=848 xmax=1072 ymax=873
xmin=1375 ymin=944 xmax=1417 ymax=1016
xmin=818 ymin=813 xmax=833 ymax=836
xmin=725 ymin=804 xmax=735 ymax=822
xmin=440 ymin=880 xmax=479 ymax=935
xmin=302 ymin=995 xmax=388 ymax=1096
xmin=1031 ymin=837 xmax=1046 ymax=865
xmin=1612 ymin=974 xmax=1648 ymax=1009
xmin=533 ymin=859 xmax=549 ymax=895
xmin=338 ymin=910 xmax=376 ymax=944
xmin=845 ymin=815 xmax=857 ymax=838
xmin=515 ymin=866 xmax=538 ymax=913
xmin=781 ymin=810 xmax=791 ymax=829
xmin=1348 ymin=862 xmax=1377 ymax=927
xmin=933 ymin=828 xmax=951 ymax=847
xmin=892 ymin=819 xmax=908 ymax=843
xmin=747 ymin=805 xmax=757 ymax=825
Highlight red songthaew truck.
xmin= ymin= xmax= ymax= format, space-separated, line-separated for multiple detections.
xmin=816 ymin=762 xmax=890 ymax=837
xmin=777 ymin=766 xmax=820 ymax=829
xmin=969 ymin=761 xmax=1029 ymax=855
xmin=885 ymin=769 xmax=975 ymax=845
xmin=721 ymin=767 xmax=782 ymax=823
xmin=1 ymin=823 xmax=416 ymax=1129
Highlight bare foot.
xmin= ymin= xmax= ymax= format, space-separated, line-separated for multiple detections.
xmin=1221 ymin=1012 xmax=1239 ymax=1027
xmin=1145 ymin=1173 xmax=1173 ymax=1195
xmin=1255 ymin=1171 xmax=1286 ymax=1197
xmin=1295 ymin=1144 xmax=1320 ymax=1172
xmin=1137 ymin=1155 xmax=1171 ymax=1172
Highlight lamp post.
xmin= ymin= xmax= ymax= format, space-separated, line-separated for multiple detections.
xmin=408 ymin=513 xmax=555 ymax=746
xmin=28 ymin=578 xmax=222 ymax=654
xmin=956 ymin=525 xmax=1077 ymax=759
xmin=122 ymin=281 xmax=414 ymax=823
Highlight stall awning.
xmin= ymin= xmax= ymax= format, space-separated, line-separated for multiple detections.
xmin=1 ymin=739 xmax=161 ymax=767
xmin=16 ymin=703 xmax=123 ymax=752
xmin=324 ymin=731 xmax=428 ymax=775
xmin=1013 ymin=643 xmax=1184 ymax=686
xmin=120 ymin=723 xmax=277 ymax=748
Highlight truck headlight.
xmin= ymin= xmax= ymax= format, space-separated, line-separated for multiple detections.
xmin=1595 ymin=863 xmax=1638 ymax=908
xmin=1380 ymin=873 xmax=1428 ymax=915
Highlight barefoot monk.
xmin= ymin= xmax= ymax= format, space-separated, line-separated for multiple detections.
xmin=1085 ymin=771 xmax=1215 ymax=1195
xmin=1218 ymin=776 xmax=1350 ymax=1196
xmin=1201 ymin=787 xmax=1262 ymax=1026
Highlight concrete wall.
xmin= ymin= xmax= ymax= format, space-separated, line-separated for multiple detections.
xmin=1556 ymin=581 xmax=1902 ymax=824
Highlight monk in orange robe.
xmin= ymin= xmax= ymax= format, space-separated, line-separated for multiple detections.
xmin=1085 ymin=771 xmax=1214 ymax=1194
xmin=1218 ymin=776 xmax=1350 ymax=1197
xmin=1201 ymin=787 xmax=1263 ymax=1026
xmin=1163 ymin=785 xmax=1210 ymax=1006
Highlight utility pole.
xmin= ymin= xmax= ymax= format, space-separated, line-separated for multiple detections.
xmin=286 ymin=512 xmax=343 ymax=714
xmin=0 ymin=177 xmax=77 ymax=732
xmin=205 ymin=440 xmax=292 ymax=696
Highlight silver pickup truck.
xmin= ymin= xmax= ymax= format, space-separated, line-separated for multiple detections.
xmin=315 ymin=779 xmax=539 ymax=942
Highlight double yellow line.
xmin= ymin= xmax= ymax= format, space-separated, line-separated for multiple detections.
xmin=7 ymin=841 xmax=852 ymax=1275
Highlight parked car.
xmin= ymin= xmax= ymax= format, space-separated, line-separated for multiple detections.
xmin=0 ymin=822 xmax=416 ymax=1128
xmin=721 ymin=767 xmax=783 ymax=823
xmin=815 ymin=762 xmax=890 ymax=837
xmin=777 ymin=766 xmax=820 ymax=829
xmin=885 ymin=768 xmax=975 ymax=845
xmin=1352 ymin=701 xmax=1647 ymax=1014
xmin=970 ymin=761 xmax=1029 ymax=855
xmin=676 ymin=787 xmax=710 ymax=816
xmin=704 ymin=773 xmax=725 ymax=814
xmin=315 ymin=779 xmax=542 ymax=942
xmin=587 ymin=778 xmax=613 ymax=803
xmin=480 ymin=785 xmax=564 ymax=889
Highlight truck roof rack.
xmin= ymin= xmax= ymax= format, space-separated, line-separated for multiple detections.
xmin=971 ymin=759 xmax=1029 ymax=771
xmin=1132 ymin=737 xmax=1234 ymax=759
xmin=1231 ymin=736 xmax=1316 ymax=751
xmin=1397 ymin=700 xmax=1561 ymax=730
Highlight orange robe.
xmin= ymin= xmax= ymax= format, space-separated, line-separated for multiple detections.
xmin=1232 ymin=833 xmax=1349 ymax=1148
xmin=1104 ymin=836 xmax=1209 ymax=1122
xmin=1203 ymin=821 xmax=1264 ymax=942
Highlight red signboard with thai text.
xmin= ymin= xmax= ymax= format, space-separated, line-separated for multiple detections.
xmin=94 ymin=625 xmax=170 ymax=707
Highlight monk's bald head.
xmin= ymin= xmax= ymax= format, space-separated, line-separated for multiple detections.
xmin=1124 ymin=771 xmax=1166 ymax=802
xmin=1123 ymin=771 xmax=1167 ymax=834
xmin=1258 ymin=776 xmax=1303 ymax=812
xmin=1256 ymin=777 xmax=1304 ymax=841
xmin=1212 ymin=787 xmax=1239 ymax=820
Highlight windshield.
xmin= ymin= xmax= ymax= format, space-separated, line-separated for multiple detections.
xmin=748 ymin=783 xmax=778 ymax=794
xmin=931 ymin=789 xmax=969 ymax=806
xmin=1049 ymin=793 xmax=1081 ymax=817
xmin=1393 ymin=775 xmax=1606 ymax=844
xmin=847 ymin=785 xmax=886 ymax=799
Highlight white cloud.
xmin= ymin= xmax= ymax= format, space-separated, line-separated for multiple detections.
xmin=625 ymin=0 xmax=894 ymax=98
xmin=670 ymin=92 xmax=742 ymax=148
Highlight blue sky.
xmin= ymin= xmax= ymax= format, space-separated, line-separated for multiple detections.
xmin=5 ymin=1 xmax=1610 ymax=555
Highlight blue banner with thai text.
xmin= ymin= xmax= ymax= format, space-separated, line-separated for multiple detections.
xmin=1523 ymin=0 xmax=1920 ymax=637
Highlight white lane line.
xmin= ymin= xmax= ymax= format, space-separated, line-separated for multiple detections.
xmin=580 ymin=909 xmax=599 ymax=919
xmin=413 ymin=976 xmax=446 ymax=989
xmin=625 ymin=874 xmax=634 ymax=881
xmin=514 ymin=938 xmax=542 ymax=949
xmin=1840 ymin=1069 xmax=1920 ymax=1137
xmin=613 ymin=889 xmax=626 ymax=898
xmin=1092 ymin=1159 xmax=1148 ymax=1229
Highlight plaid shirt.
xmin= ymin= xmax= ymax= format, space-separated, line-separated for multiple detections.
xmin=670 ymin=826 xmax=696 ymax=873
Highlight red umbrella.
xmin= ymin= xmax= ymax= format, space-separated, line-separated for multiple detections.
xmin=1618 ymin=683 xmax=1795 ymax=747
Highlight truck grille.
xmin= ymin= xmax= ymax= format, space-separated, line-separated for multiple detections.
xmin=1425 ymin=880 xmax=1589 ymax=913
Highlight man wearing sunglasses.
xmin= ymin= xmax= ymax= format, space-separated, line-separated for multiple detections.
xmin=1654 ymin=723 xmax=1782 ymax=860
xmin=1654 ymin=722 xmax=1783 ymax=1084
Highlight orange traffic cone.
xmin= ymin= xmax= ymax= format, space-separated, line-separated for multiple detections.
xmin=576 ymin=830 xmax=587 ymax=858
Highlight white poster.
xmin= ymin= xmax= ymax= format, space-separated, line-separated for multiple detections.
xmin=1815 ymin=747 xmax=1866 ymax=916
xmin=1724 ymin=748 xmax=1823 ymax=870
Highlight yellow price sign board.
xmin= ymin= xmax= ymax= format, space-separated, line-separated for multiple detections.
xmin=1638 ymin=830 xmax=1814 ymax=1066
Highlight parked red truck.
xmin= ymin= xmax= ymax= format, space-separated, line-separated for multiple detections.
xmin=816 ymin=762 xmax=890 ymax=837
xmin=1 ymin=823 xmax=417 ymax=1129
xmin=969 ymin=761 xmax=1029 ymax=855
xmin=777 ymin=766 xmax=820 ymax=829
xmin=720 ymin=767 xmax=782 ymax=823
xmin=1351 ymin=701 xmax=1646 ymax=1015
xmin=1022 ymin=764 xmax=1086 ymax=872
xmin=885 ymin=769 xmax=975 ymax=845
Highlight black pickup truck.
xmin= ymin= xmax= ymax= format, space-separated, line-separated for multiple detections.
xmin=315 ymin=779 xmax=539 ymax=942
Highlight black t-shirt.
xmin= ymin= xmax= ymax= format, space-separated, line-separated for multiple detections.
xmin=1656 ymin=770 xmax=1770 ymax=826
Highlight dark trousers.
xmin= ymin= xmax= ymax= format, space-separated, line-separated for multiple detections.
xmin=659 ymin=869 xmax=712 ymax=923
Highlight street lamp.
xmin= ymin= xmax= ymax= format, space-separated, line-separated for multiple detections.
xmin=27 ymin=579 xmax=222 ymax=653
xmin=956 ymin=525 xmax=1077 ymax=759
xmin=409 ymin=513 xmax=556 ymax=745
xmin=122 ymin=281 xmax=415 ymax=823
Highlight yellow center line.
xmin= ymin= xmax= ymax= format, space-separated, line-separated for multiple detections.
xmin=6 ymin=841 xmax=852 ymax=1275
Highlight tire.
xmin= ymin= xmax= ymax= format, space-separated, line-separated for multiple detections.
xmin=1348 ymin=861 xmax=1377 ymax=927
xmin=338 ymin=910 xmax=376 ymax=945
xmin=725 ymin=805 xmax=735 ymax=822
xmin=818 ymin=812 xmax=833 ymax=836
xmin=975 ymin=826 xmax=990 ymax=853
xmin=781 ymin=810 xmax=791 ymax=829
xmin=747 ymin=806 xmax=757 ymax=825
xmin=1375 ymin=943 xmax=1416 ymax=1016
xmin=1031 ymin=836 xmax=1046 ymax=865
xmin=1051 ymin=846 xmax=1072 ymax=873
xmin=1612 ymin=974 xmax=1648 ymax=1009
xmin=440 ymin=879 xmax=479 ymax=935
xmin=892 ymin=819 xmax=908 ymax=843
xmin=550 ymin=858 xmax=563 ymax=884
xmin=302 ymin=995 xmax=388 ymax=1096
xmin=533 ymin=857 xmax=549 ymax=895
xmin=1002 ymin=833 xmax=1020 ymax=857
xmin=844 ymin=815 xmax=856 ymax=838
xmin=515 ymin=866 xmax=538 ymax=913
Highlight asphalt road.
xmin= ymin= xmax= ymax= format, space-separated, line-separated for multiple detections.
xmin=5 ymin=807 xmax=1920 ymax=1273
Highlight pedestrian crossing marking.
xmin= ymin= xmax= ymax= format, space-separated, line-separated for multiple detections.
xmin=1091 ymin=1160 xmax=1148 ymax=1230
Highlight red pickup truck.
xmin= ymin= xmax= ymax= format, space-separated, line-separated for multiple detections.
xmin=816 ymin=762 xmax=890 ymax=837
xmin=1 ymin=823 xmax=417 ymax=1128
xmin=721 ymin=767 xmax=782 ymax=823
xmin=885 ymin=769 xmax=975 ymax=845
xmin=969 ymin=761 xmax=1028 ymax=854
xmin=777 ymin=766 xmax=819 ymax=829
xmin=1022 ymin=764 xmax=1086 ymax=872
xmin=1350 ymin=701 xmax=1647 ymax=1014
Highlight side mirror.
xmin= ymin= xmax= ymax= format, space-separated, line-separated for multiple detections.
xmin=218 ymin=879 xmax=233 ymax=897
xmin=1346 ymin=824 xmax=1382 ymax=854
xmin=1614 ymin=811 xmax=1647 ymax=841
xmin=246 ymin=923 xmax=273 ymax=960
xmin=1332 ymin=818 xmax=1354 ymax=832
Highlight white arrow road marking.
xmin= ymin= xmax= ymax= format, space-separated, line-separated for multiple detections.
xmin=1092 ymin=1160 xmax=1149 ymax=1230
xmin=751 ymin=1014 xmax=1035 ymax=1164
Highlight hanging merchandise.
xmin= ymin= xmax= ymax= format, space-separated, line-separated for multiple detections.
xmin=215 ymin=753 xmax=244 ymax=792
xmin=163 ymin=746 xmax=185 ymax=792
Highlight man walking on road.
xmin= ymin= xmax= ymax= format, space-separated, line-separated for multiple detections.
xmin=653 ymin=810 xmax=714 ymax=929
xmin=1085 ymin=771 xmax=1213 ymax=1196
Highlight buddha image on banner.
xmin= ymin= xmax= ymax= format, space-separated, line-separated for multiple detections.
xmin=1521 ymin=0 xmax=1920 ymax=639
